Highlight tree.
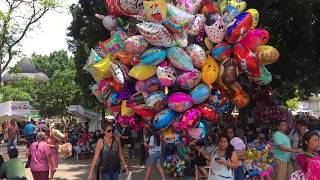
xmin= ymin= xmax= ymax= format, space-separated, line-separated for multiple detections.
xmin=0 ymin=0 xmax=60 ymax=83
xmin=0 ymin=77 xmax=35 ymax=102
xmin=67 ymin=0 xmax=109 ymax=109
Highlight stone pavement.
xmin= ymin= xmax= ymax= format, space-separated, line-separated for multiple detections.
xmin=0 ymin=144 xmax=186 ymax=180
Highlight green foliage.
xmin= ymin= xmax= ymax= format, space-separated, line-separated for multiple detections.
xmin=286 ymin=97 xmax=299 ymax=110
xmin=9 ymin=65 xmax=22 ymax=74
xmin=0 ymin=78 xmax=35 ymax=102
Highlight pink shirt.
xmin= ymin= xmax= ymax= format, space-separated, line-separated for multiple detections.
xmin=29 ymin=141 xmax=51 ymax=171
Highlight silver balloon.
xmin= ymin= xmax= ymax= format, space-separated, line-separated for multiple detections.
xmin=185 ymin=44 xmax=206 ymax=68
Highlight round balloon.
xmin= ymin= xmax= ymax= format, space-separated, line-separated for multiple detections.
xmin=129 ymin=64 xmax=157 ymax=80
xmin=156 ymin=62 xmax=177 ymax=87
xmin=145 ymin=77 xmax=162 ymax=93
xmin=141 ymin=47 xmax=167 ymax=65
xmin=124 ymin=35 xmax=148 ymax=54
xmin=255 ymin=45 xmax=280 ymax=65
xmin=233 ymin=44 xmax=260 ymax=77
xmin=239 ymin=29 xmax=270 ymax=50
xmin=191 ymin=84 xmax=211 ymax=104
xmin=225 ymin=12 xmax=253 ymax=44
xmin=197 ymin=104 xmax=218 ymax=122
xmin=212 ymin=42 xmax=232 ymax=62
xmin=136 ymin=22 xmax=176 ymax=47
xmin=188 ymin=14 xmax=205 ymax=36
xmin=153 ymin=108 xmax=177 ymax=129
xmin=201 ymin=56 xmax=219 ymax=88
xmin=219 ymin=58 xmax=238 ymax=86
xmin=185 ymin=44 xmax=206 ymax=68
xmin=221 ymin=5 xmax=239 ymax=26
xmin=204 ymin=13 xmax=225 ymax=43
xmin=167 ymin=46 xmax=194 ymax=71
xmin=145 ymin=91 xmax=167 ymax=111
xmin=179 ymin=108 xmax=201 ymax=129
xmin=177 ymin=69 xmax=201 ymax=89
xmin=246 ymin=9 xmax=259 ymax=28
xmin=168 ymin=92 xmax=193 ymax=112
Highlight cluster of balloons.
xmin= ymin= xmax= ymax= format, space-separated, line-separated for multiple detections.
xmin=84 ymin=0 xmax=280 ymax=142
xmin=244 ymin=141 xmax=274 ymax=178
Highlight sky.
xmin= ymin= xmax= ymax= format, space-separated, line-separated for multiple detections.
xmin=19 ymin=0 xmax=78 ymax=59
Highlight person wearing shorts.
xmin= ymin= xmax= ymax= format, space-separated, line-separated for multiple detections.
xmin=144 ymin=131 xmax=166 ymax=180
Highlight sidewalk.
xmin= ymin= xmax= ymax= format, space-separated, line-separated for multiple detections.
xmin=0 ymin=144 xmax=183 ymax=180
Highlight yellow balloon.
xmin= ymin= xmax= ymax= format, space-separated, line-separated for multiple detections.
xmin=219 ymin=0 xmax=247 ymax=13
xmin=255 ymin=45 xmax=280 ymax=65
xmin=128 ymin=64 xmax=156 ymax=80
xmin=121 ymin=100 xmax=134 ymax=116
xmin=92 ymin=54 xmax=115 ymax=80
xmin=246 ymin=9 xmax=259 ymax=28
xmin=201 ymin=56 xmax=219 ymax=88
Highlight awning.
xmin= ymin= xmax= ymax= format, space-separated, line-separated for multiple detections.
xmin=0 ymin=101 xmax=30 ymax=122
xmin=67 ymin=105 xmax=101 ymax=120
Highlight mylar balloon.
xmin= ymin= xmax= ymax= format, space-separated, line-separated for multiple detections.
xmin=91 ymin=83 xmax=111 ymax=103
xmin=237 ymin=74 xmax=253 ymax=96
xmin=173 ymin=32 xmax=189 ymax=48
xmin=177 ymin=69 xmax=201 ymax=89
xmin=133 ymin=104 xmax=156 ymax=120
xmin=197 ymin=104 xmax=218 ymax=122
xmin=246 ymin=9 xmax=259 ymax=28
xmin=92 ymin=54 xmax=114 ymax=80
xmin=207 ymin=87 xmax=227 ymax=109
xmin=239 ymin=29 xmax=270 ymax=50
xmin=145 ymin=91 xmax=167 ymax=111
xmin=221 ymin=5 xmax=239 ymax=26
xmin=185 ymin=44 xmax=206 ymax=68
xmin=230 ymin=81 xmax=250 ymax=108
xmin=104 ymin=0 xmax=143 ymax=16
xmin=233 ymin=44 xmax=260 ymax=77
xmin=141 ymin=47 xmax=167 ymax=65
xmin=105 ymin=91 xmax=121 ymax=112
xmin=255 ymin=45 xmax=280 ymax=65
xmin=179 ymin=108 xmax=201 ymax=129
xmin=219 ymin=58 xmax=238 ymax=86
xmin=164 ymin=3 xmax=195 ymax=33
xmin=251 ymin=65 xmax=272 ymax=85
xmin=124 ymin=35 xmax=148 ymax=54
xmin=204 ymin=13 xmax=225 ymax=43
xmin=218 ymin=0 xmax=247 ymax=14
xmin=121 ymin=100 xmax=135 ymax=116
xmin=191 ymin=84 xmax=211 ymax=104
xmin=153 ymin=108 xmax=176 ymax=129
xmin=188 ymin=14 xmax=205 ymax=36
xmin=111 ymin=63 xmax=129 ymax=85
xmin=167 ymin=46 xmax=194 ymax=71
xmin=225 ymin=12 xmax=253 ymax=44
xmin=99 ymin=31 xmax=128 ymax=53
xmin=145 ymin=77 xmax=161 ymax=93
xmin=187 ymin=127 xmax=202 ymax=140
xmin=176 ymin=0 xmax=202 ymax=14
xmin=129 ymin=64 xmax=157 ymax=80
xmin=136 ymin=22 xmax=176 ymax=47
xmin=84 ymin=49 xmax=101 ymax=73
xmin=135 ymin=80 xmax=147 ymax=93
xmin=156 ymin=62 xmax=177 ymax=87
xmin=201 ymin=56 xmax=219 ymax=88
xmin=168 ymin=92 xmax=193 ymax=112
xmin=212 ymin=42 xmax=232 ymax=61
xmin=201 ymin=0 xmax=219 ymax=15
xmin=128 ymin=92 xmax=145 ymax=105
xmin=143 ymin=0 xmax=167 ymax=22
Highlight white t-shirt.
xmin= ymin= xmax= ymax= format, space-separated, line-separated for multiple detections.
xmin=148 ymin=135 xmax=161 ymax=155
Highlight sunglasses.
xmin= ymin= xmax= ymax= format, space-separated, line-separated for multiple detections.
xmin=106 ymin=129 xmax=113 ymax=133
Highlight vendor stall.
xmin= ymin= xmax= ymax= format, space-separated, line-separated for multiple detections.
xmin=0 ymin=101 xmax=30 ymax=122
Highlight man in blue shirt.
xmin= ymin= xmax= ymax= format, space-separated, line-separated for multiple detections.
xmin=23 ymin=119 xmax=36 ymax=148
xmin=272 ymin=121 xmax=301 ymax=180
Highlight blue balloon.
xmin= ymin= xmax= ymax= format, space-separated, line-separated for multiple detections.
xmin=154 ymin=108 xmax=176 ymax=129
xmin=167 ymin=46 xmax=194 ymax=71
xmin=145 ymin=91 xmax=167 ymax=110
xmin=190 ymin=84 xmax=210 ymax=104
xmin=141 ymin=47 xmax=167 ymax=65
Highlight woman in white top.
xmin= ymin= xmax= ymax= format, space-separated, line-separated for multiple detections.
xmin=196 ymin=135 xmax=238 ymax=180
xmin=144 ymin=130 xmax=166 ymax=180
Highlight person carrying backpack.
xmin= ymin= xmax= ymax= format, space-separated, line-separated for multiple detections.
xmin=88 ymin=122 xmax=129 ymax=180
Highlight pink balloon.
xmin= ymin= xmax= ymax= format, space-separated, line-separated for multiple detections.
xmin=168 ymin=92 xmax=193 ymax=112
xmin=179 ymin=108 xmax=201 ymax=129
xmin=239 ymin=29 xmax=270 ymax=50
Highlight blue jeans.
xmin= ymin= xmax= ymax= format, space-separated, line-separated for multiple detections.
xmin=7 ymin=138 xmax=17 ymax=152
xmin=103 ymin=170 xmax=119 ymax=180
xmin=234 ymin=166 xmax=245 ymax=180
